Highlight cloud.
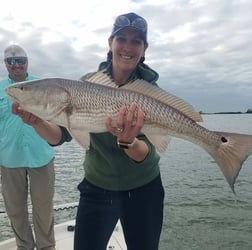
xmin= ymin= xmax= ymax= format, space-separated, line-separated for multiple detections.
xmin=0 ymin=0 xmax=251 ymax=112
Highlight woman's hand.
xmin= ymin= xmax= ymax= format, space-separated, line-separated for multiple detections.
xmin=106 ymin=102 xmax=144 ymax=142
xmin=106 ymin=102 xmax=149 ymax=161
xmin=12 ymin=102 xmax=43 ymax=126
xmin=12 ymin=102 xmax=63 ymax=145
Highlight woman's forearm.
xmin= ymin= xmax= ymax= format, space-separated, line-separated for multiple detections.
xmin=32 ymin=121 xmax=63 ymax=145
xmin=123 ymin=138 xmax=149 ymax=162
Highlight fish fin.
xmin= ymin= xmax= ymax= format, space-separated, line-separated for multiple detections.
xmin=64 ymin=111 xmax=90 ymax=149
xmin=68 ymin=128 xmax=90 ymax=149
xmin=142 ymin=125 xmax=172 ymax=152
xmin=206 ymin=131 xmax=252 ymax=192
xmin=122 ymin=80 xmax=202 ymax=122
xmin=145 ymin=134 xmax=172 ymax=153
xmin=86 ymin=71 xmax=202 ymax=122
xmin=85 ymin=71 xmax=117 ymax=88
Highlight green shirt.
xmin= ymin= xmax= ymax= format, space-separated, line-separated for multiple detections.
xmin=81 ymin=61 xmax=161 ymax=191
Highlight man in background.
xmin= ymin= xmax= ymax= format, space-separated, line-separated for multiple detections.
xmin=0 ymin=44 xmax=56 ymax=250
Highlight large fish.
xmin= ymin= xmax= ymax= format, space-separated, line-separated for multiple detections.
xmin=5 ymin=72 xmax=252 ymax=192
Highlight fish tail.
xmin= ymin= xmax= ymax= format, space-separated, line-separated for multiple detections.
xmin=206 ymin=131 xmax=252 ymax=192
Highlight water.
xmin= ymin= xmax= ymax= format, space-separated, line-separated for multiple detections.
xmin=1 ymin=114 xmax=252 ymax=249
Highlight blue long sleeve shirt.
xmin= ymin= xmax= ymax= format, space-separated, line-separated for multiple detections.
xmin=0 ymin=74 xmax=55 ymax=168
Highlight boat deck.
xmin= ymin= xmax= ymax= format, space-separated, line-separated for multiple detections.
xmin=0 ymin=220 xmax=127 ymax=250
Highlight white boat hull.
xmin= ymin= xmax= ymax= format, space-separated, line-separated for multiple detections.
xmin=0 ymin=220 xmax=127 ymax=250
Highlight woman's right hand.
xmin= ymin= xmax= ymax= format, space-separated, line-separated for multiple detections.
xmin=12 ymin=102 xmax=43 ymax=126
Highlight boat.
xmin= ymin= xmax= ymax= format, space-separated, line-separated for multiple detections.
xmin=0 ymin=220 xmax=126 ymax=250
xmin=0 ymin=203 xmax=127 ymax=250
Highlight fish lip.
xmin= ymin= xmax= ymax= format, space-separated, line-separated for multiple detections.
xmin=5 ymin=91 xmax=20 ymax=103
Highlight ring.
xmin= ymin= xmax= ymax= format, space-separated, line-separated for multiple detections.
xmin=116 ymin=127 xmax=123 ymax=133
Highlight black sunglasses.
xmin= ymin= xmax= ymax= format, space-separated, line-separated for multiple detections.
xmin=6 ymin=57 xmax=27 ymax=65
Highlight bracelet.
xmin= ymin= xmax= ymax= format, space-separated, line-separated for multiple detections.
xmin=117 ymin=138 xmax=137 ymax=149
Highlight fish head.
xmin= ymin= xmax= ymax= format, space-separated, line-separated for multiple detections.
xmin=5 ymin=78 xmax=70 ymax=121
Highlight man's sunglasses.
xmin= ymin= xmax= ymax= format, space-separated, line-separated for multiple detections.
xmin=6 ymin=57 xmax=27 ymax=65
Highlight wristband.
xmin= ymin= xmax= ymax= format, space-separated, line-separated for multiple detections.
xmin=117 ymin=138 xmax=137 ymax=149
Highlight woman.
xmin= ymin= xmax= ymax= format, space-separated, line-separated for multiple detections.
xmin=13 ymin=12 xmax=165 ymax=250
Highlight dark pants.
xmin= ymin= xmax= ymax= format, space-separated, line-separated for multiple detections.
xmin=74 ymin=174 xmax=164 ymax=250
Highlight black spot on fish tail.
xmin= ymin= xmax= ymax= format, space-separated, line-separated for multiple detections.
xmin=221 ymin=136 xmax=228 ymax=143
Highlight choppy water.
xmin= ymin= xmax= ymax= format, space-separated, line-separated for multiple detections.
xmin=1 ymin=114 xmax=252 ymax=250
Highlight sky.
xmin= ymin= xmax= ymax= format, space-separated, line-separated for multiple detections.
xmin=0 ymin=0 xmax=251 ymax=113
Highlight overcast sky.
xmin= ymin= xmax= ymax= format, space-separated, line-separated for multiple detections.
xmin=0 ymin=0 xmax=251 ymax=113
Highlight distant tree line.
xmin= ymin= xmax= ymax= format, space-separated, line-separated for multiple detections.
xmin=199 ymin=109 xmax=252 ymax=114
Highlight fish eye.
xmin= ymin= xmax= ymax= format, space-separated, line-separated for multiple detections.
xmin=221 ymin=136 xmax=228 ymax=143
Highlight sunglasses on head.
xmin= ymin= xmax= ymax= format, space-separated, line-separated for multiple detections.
xmin=114 ymin=15 xmax=147 ymax=33
xmin=6 ymin=57 xmax=27 ymax=65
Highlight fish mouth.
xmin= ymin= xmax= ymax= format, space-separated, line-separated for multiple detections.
xmin=5 ymin=89 xmax=20 ymax=103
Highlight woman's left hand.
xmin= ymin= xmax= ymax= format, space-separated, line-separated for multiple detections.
xmin=106 ymin=102 xmax=144 ymax=142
